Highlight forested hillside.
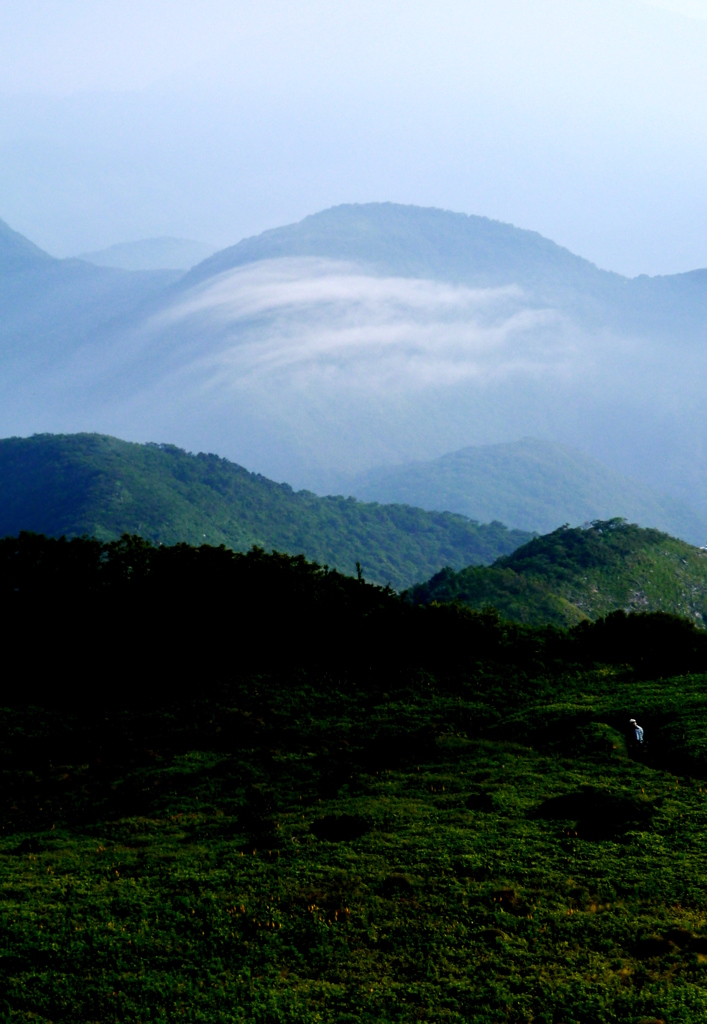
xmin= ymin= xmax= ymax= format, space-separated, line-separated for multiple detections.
xmin=410 ymin=518 xmax=707 ymax=627
xmin=0 ymin=433 xmax=531 ymax=589
xmin=350 ymin=437 xmax=707 ymax=545
xmin=3 ymin=535 xmax=707 ymax=1022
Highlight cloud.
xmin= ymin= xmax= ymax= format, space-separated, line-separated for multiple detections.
xmin=8 ymin=252 xmax=703 ymax=495
xmin=151 ymin=258 xmax=580 ymax=397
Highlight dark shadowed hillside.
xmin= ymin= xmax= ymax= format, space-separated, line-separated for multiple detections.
xmin=4 ymin=536 xmax=707 ymax=1022
xmin=0 ymin=433 xmax=531 ymax=589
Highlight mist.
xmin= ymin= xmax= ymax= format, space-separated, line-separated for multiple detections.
xmin=0 ymin=250 xmax=688 ymax=498
xmin=2 ymin=1 xmax=707 ymax=276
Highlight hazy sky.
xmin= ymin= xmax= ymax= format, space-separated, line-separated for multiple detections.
xmin=1 ymin=0 xmax=707 ymax=275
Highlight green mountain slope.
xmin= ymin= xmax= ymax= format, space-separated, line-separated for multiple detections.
xmin=410 ymin=518 xmax=707 ymax=626
xmin=349 ymin=437 xmax=707 ymax=545
xmin=0 ymin=433 xmax=531 ymax=590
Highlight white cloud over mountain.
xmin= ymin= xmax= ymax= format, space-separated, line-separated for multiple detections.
xmin=2 ymin=204 xmax=706 ymax=518
xmin=33 ymin=256 xmax=645 ymax=491
xmin=153 ymin=259 xmax=570 ymax=393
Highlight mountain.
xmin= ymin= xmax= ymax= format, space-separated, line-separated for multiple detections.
xmin=183 ymin=203 xmax=707 ymax=338
xmin=409 ymin=519 xmax=707 ymax=627
xmin=184 ymin=202 xmax=605 ymax=295
xmin=3 ymin=204 xmax=707 ymax=515
xmin=0 ymin=432 xmax=531 ymax=589
xmin=0 ymin=216 xmax=55 ymax=273
xmin=79 ymin=237 xmax=217 ymax=271
xmin=348 ymin=437 xmax=707 ymax=546
xmin=0 ymin=221 xmax=182 ymax=441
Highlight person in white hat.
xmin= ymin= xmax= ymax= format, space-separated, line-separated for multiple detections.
xmin=629 ymin=718 xmax=644 ymax=744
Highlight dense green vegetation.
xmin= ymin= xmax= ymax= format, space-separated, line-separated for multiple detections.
xmin=4 ymin=533 xmax=707 ymax=1021
xmin=350 ymin=437 xmax=707 ymax=545
xmin=410 ymin=518 xmax=707 ymax=627
xmin=0 ymin=433 xmax=531 ymax=591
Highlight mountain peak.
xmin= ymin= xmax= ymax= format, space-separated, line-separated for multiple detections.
xmin=184 ymin=202 xmax=609 ymax=290
xmin=0 ymin=218 xmax=55 ymax=274
xmin=411 ymin=519 xmax=707 ymax=627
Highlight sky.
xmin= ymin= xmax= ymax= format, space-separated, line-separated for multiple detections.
xmin=1 ymin=0 xmax=707 ymax=275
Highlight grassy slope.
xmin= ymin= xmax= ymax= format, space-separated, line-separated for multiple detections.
xmin=0 ymin=433 xmax=531 ymax=590
xmin=3 ymin=543 xmax=707 ymax=1022
xmin=410 ymin=519 xmax=707 ymax=627
xmin=349 ymin=437 xmax=707 ymax=545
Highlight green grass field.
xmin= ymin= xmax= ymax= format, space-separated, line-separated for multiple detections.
xmin=4 ymin=666 xmax=707 ymax=1023
xmin=3 ymin=538 xmax=707 ymax=1022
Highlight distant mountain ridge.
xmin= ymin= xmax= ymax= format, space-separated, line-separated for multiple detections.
xmin=79 ymin=237 xmax=217 ymax=271
xmin=410 ymin=519 xmax=707 ymax=628
xmin=0 ymin=220 xmax=182 ymax=428
xmin=0 ymin=433 xmax=532 ymax=590
xmin=183 ymin=203 xmax=707 ymax=337
xmin=2 ymin=204 xmax=707 ymax=518
xmin=185 ymin=202 xmax=602 ymax=292
xmin=0 ymin=217 xmax=55 ymax=273
xmin=348 ymin=438 xmax=707 ymax=546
